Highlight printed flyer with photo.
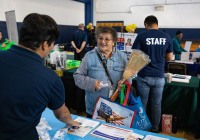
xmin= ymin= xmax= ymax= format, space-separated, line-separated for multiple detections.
xmin=90 ymin=123 xmax=132 ymax=140
xmin=67 ymin=117 xmax=100 ymax=138
xmin=116 ymin=33 xmax=138 ymax=52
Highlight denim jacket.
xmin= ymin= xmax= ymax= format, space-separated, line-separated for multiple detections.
xmin=73 ymin=48 xmax=130 ymax=115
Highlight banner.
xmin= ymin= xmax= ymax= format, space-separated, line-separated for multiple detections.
xmin=5 ymin=10 xmax=18 ymax=44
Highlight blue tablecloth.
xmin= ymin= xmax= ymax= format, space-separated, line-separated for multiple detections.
xmin=41 ymin=108 xmax=183 ymax=140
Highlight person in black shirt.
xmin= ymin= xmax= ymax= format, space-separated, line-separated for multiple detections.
xmin=0 ymin=13 xmax=79 ymax=140
xmin=71 ymin=23 xmax=87 ymax=60
xmin=88 ymin=28 xmax=97 ymax=50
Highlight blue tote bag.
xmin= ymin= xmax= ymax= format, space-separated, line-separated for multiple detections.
xmin=111 ymin=81 xmax=152 ymax=131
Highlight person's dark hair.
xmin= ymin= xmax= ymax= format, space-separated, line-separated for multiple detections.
xmin=19 ymin=13 xmax=59 ymax=50
xmin=176 ymin=30 xmax=182 ymax=35
xmin=95 ymin=27 xmax=117 ymax=42
xmin=144 ymin=15 xmax=158 ymax=26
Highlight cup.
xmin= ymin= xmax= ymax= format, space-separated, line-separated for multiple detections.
xmin=167 ymin=73 xmax=173 ymax=83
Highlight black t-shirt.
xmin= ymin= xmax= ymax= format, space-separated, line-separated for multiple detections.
xmin=88 ymin=32 xmax=97 ymax=48
xmin=0 ymin=45 xmax=65 ymax=140
xmin=132 ymin=29 xmax=173 ymax=78
xmin=72 ymin=29 xmax=87 ymax=49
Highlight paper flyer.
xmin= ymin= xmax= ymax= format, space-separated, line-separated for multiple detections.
xmin=184 ymin=41 xmax=192 ymax=52
xmin=90 ymin=123 xmax=132 ymax=140
xmin=143 ymin=135 xmax=169 ymax=140
xmin=67 ymin=117 xmax=100 ymax=138
xmin=125 ymin=132 xmax=144 ymax=140
xmin=116 ymin=32 xmax=138 ymax=52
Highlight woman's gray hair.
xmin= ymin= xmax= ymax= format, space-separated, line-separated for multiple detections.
xmin=95 ymin=27 xmax=117 ymax=42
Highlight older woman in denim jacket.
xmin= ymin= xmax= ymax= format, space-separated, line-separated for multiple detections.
xmin=73 ymin=27 xmax=131 ymax=118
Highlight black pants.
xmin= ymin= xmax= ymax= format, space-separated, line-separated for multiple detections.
xmin=74 ymin=50 xmax=85 ymax=61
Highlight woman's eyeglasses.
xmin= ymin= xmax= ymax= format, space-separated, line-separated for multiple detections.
xmin=98 ymin=37 xmax=112 ymax=42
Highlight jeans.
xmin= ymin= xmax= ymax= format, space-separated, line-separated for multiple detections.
xmin=87 ymin=113 xmax=92 ymax=118
xmin=137 ymin=76 xmax=165 ymax=131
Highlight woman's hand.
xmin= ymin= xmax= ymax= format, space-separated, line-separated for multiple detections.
xmin=95 ymin=80 xmax=102 ymax=91
xmin=117 ymin=80 xmax=124 ymax=91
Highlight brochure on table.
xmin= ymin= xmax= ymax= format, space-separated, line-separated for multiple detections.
xmin=174 ymin=60 xmax=194 ymax=64
xmin=144 ymin=135 xmax=169 ymax=140
xmin=126 ymin=132 xmax=144 ymax=140
xmin=172 ymin=74 xmax=191 ymax=83
xmin=165 ymin=73 xmax=191 ymax=83
xmin=67 ymin=117 xmax=100 ymax=138
xmin=90 ymin=123 xmax=133 ymax=140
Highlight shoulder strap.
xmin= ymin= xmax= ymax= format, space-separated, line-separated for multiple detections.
xmin=96 ymin=50 xmax=113 ymax=86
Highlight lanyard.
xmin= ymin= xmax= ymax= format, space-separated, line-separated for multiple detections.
xmin=96 ymin=50 xmax=114 ymax=86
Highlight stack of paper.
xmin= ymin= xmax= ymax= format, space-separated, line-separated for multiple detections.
xmin=174 ymin=60 xmax=194 ymax=64
xmin=144 ymin=135 xmax=169 ymax=140
xmin=126 ymin=132 xmax=144 ymax=140
xmin=171 ymin=74 xmax=191 ymax=83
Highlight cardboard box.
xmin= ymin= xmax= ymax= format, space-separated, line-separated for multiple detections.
xmin=162 ymin=114 xmax=172 ymax=133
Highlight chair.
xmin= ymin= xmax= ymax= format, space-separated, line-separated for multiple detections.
xmin=168 ymin=63 xmax=187 ymax=75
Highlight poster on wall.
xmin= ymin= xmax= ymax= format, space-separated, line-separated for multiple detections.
xmin=116 ymin=32 xmax=138 ymax=52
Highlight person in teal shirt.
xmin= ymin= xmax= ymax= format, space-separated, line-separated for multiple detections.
xmin=172 ymin=31 xmax=187 ymax=60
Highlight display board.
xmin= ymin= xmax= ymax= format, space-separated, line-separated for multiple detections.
xmin=116 ymin=32 xmax=138 ymax=52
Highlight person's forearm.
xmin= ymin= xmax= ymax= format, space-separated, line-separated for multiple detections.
xmin=79 ymin=41 xmax=86 ymax=51
xmin=74 ymin=72 xmax=96 ymax=91
xmin=53 ymin=105 xmax=74 ymax=124
xmin=71 ymin=41 xmax=77 ymax=49
xmin=166 ymin=52 xmax=173 ymax=61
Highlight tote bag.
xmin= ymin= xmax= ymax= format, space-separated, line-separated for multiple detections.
xmin=92 ymin=96 xmax=136 ymax=127
xmin=127 ymin=88 xmax=152 ymax=130
xmin=113 ymin=81 xmax=152 ymax=130
xmin=93 ymin=81 xmax=152 ymax=130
